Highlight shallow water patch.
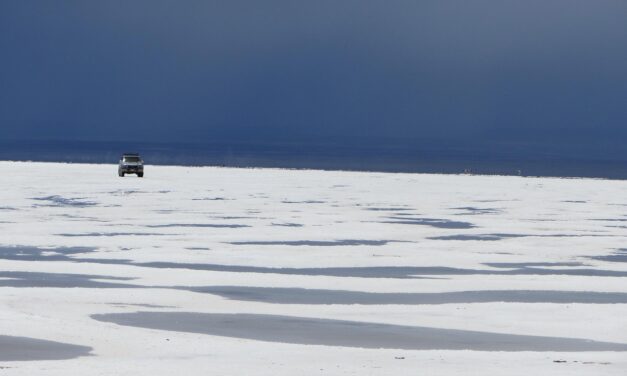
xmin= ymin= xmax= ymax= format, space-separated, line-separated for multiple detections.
xmin=484 ymin=262 xmax=585 ymax=268
xmin=450 ymin=207 xmax=502 ymax=215
xmin=189 ymin=286 xmax=627 ymax=305
xmin=0 ymin=245 xmax=96 ymax=262
xmin=271 ymin=223 xmax=304 ymax=227
xmin=32 ymin=195 xmax=97 ymax=207
xmin=91 ymin=312 xmax=627 ymax=351
xmin=0 ymin=336 xmax=92 ymax=361
xmin=364 ymin=207 xmax=414 ymax=212
xmin=192 ymin=197 xmax=231 ymax=201
xmin=589 ymin=249 xmax=627 ymax=263
xmin=5 ymin=247 xmax=624 ymax=279
xmin=57 ymin=232 xmax=174 ymax=237
xmin=282 ymin=200 xmax=326 ymax=204
xmin=0 ymin=271 xmax=138 ymax=289
xmin=428 ymin=234 xmax=527 ymax=241
xmin=427 ymin=233 xmax=612 ymax=241
xmin=381 ymin=217 xmax=475 ymax=229
xmin=228 ymin=240 xmax=400 ymax=246
xmin=147 ymin=224 xmax=250 ymax=228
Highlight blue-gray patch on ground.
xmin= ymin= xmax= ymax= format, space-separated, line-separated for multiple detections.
xmin=282 ymin=200 xmax=326 ymax=204
xmin=381 ymin=217 xmax=475 ymax=229
xmin=146 ymin=224 xmax=250 ymax=228
xmin=32 ymin=195 xmax=97 ymax=207
xmin=0 ymin=336 xmax=92 ymax=361
xmin=0 ymin=245 xmax=96 ymax=261
xmin=228 ymin=240 xmax=399 ymax=246
xmin=0 ymin=271 xmax=139 ymax=288
xmin=451 ymin=207 xmax=502 ymax=215
xmin=271 ymin=223 xmax=304 ymax=227
xmin=5 ymin=246 xmax=626 ymax=278
xmin=364 ymin=207 xmax=414 ymax=211
xmin=589 ymin=249 xmax=627 ymax=263
xmin=90 ymin=312 xmax=627 ymax=352
xmin=192 ymin=197 xmax=230 ymax=201
xmin=210 ymin=216 xmax=257 ymax=219
xmin=55 ymin=214 xmax=109 ymax=222
xmin=120 ymin=262 xmax=627 ymax=278
xmin=109 ymin=189 xmax=143 ymax=194
xmin=56 ymin=232 xmax=174 ymax=237
xmin=484 ymin=262 xmax=585 ymax=268
xmin=188 ymin=286 xmax=627 ymax=305
xmin=428 ymin=233 xmax=615 ymax=241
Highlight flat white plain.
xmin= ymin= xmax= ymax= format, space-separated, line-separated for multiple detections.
xmin=1 ymin=161 xmax=626 ymax=375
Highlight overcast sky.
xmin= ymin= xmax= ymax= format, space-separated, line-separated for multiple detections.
xmin=1 ymin=1 xmax=627 ymax=154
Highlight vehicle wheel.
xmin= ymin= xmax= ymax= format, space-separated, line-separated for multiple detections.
xmin=119 ymin=172 xmax=124 ymax=177
xmin=138 ymin=173 xmax=144 ymax=178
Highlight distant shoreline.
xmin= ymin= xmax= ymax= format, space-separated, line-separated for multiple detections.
xmin=1 ymin=160 xmax=619 ymax=184
xmin=1 ymin=140 xmax=625 ymax=180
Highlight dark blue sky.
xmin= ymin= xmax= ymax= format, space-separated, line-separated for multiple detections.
xmin=1 ymin=1 xmax=627 ymax=155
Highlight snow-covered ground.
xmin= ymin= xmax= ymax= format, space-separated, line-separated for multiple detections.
xmin=1 ymin=161 xmax=626 ymax=375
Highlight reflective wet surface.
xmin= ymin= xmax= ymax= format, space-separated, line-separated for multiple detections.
xmin=147 ymin=223 xmax=250 ymax=228
xmin=3 ymin=246 xmax=627 ymax=279
xmin=590 ymin=249 xmax=627 ymax=263
xmin=31 ymin=195 xmax=98 ymax=207
xmin=0 ymin=336 xmax=91 ymax=361
xmin=380 ymin=217 xmax=475 ymax=229
xmin=189 ymin=286 xmax=627 ymax=305
xmin=228 ymin=240 xmax=401 ymax=246
xmin=0 ymin=271 xmax=139 ymax=289
xmin=91 ymin=312 xmax=627 ymax=352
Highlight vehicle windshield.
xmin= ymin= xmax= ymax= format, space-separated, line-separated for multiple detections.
xmin=123 ymin=156 xmax=141 ymax=162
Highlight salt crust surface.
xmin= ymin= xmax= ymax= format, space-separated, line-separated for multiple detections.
xmin=0 ymin=161 xmax=626 ymax=375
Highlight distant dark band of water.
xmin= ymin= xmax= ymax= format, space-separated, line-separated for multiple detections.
xmin=1 ymin=140 xmax=626 ymax=179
